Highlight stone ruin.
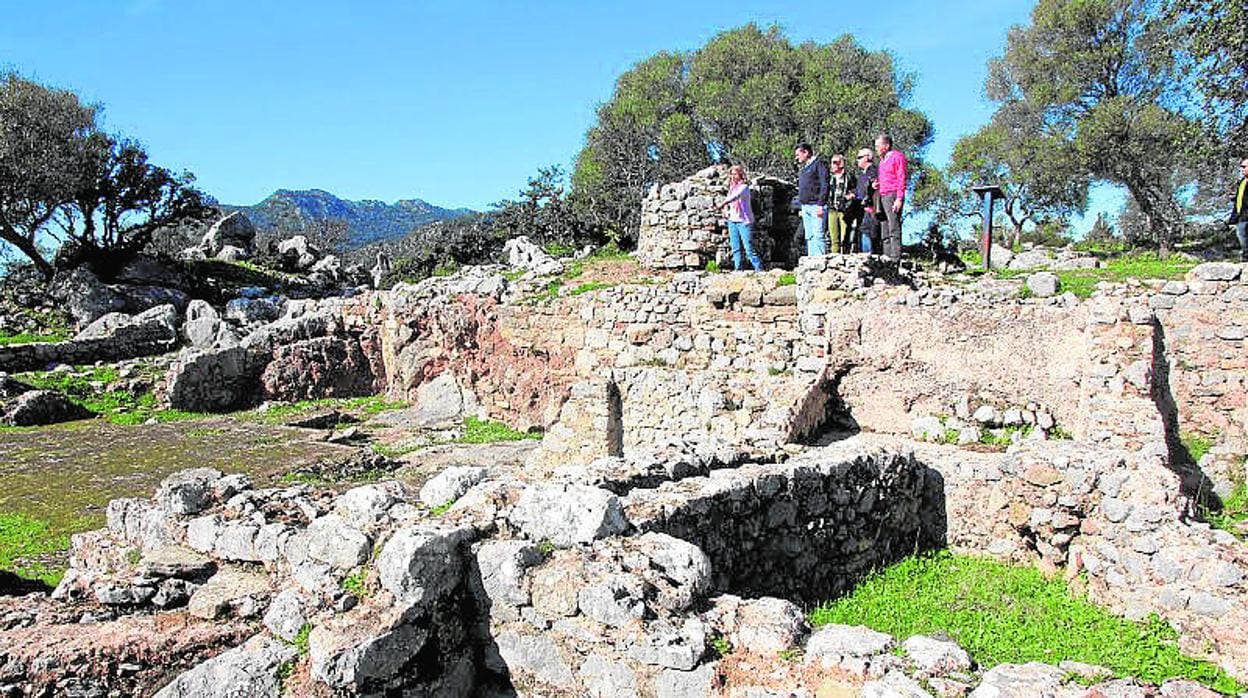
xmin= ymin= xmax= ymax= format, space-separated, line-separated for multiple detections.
xmin=3 ymin=222 xmax=1248 ymax=695
xmin=636 ymin=165 xmax=802 ymax=271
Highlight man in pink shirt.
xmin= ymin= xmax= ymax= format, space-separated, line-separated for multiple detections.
xmin=874 ymin=133 xmax=908 ymax=261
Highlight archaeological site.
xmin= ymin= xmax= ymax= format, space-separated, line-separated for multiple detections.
xmin=0 ymin=164 xmax=1243 ymax=698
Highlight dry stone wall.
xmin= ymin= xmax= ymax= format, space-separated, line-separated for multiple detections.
xmin=636 ymin=165 xmax=801 ymax=271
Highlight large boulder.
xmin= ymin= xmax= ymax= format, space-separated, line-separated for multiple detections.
xmin=154 ymin=634 xmax=295 ymax=698
xmin=509 ymin=484 xmax=628 ymax=547
xmin=411 ymin=372 xmax=479 ymax=428
xmin=183 ymin=300 xmax=222 ymax=349
xmin=276 ymin=236 xmax=319 ymax=272
xmin=165 ymin=346 xmax=261 ymax=412
xmin=2 ymin=389 xmax=93 ymax=426
xmin=75 ymin=304 xmax=178 ymax=343
xmin=52 ymin=267 xmax=127 ymax=328
xmin=503 ymin=236 xmax=563 ymax=276
xmin=199 ymin=212 xmax=256 ymax=259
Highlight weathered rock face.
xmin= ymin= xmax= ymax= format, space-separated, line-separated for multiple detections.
xmin=0 ymin=303 xmax=180 ymax=373
xmin=276 ymin=235 xmax=319 ymax=272
xmin=164 ymin=299 xmax=386 ymax=411
xmin=259 ymin=335 xmax=380 ymax=402
xmin=636 ymin=164 xmax=801 ymax=270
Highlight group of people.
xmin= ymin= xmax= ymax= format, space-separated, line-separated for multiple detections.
xmin=715 ymin=133 xmax=908 ymax=272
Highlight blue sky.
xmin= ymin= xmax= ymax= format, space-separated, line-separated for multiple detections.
xmin=3 ymin=0 xmax=1114 ymax=228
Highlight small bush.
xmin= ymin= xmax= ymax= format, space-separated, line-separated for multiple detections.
xmin=776 ymin=273 xmax=797 ymax=286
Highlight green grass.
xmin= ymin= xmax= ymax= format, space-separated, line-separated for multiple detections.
xmin=994 ymin=252 xmax=1197 ymax=299
xmin=0 ymin=331 xmax=70 ymax=346
xmin=370 ymin=441 xmax=424 ymax=458
xmin=810 ymin=551 xmax=1242 ymax=694
xmin=501 ymin=268 xmax=527 ymax=282
xmin=429 ymin=499 xmax=455 ymax=516
xmin=456 ymin=416 xmax=541 ymax=444
xmin=568 ymin=281 xmax=612 ymax=296
xmin=14 ymin=365 xmax=204 ymax=425
xmin=1181 ymin=432 xmax=1215 ymax=464
xmin=0 ymin=512 xmax=74 ymax=586
xmin=543 ymin=241 xmax=576 ymax=257
xmin=431 ymin=260 xmax=460 ymax=277
xmin=255 ymin=395 xmax=407 ymax=425
xmin=1205 ymin=479 xmax=1248 ymax=540
xmin=341 ymin=572 xmax=369 ymax=598
xmin=289 ymin=624 xmax=312 ymax=655
xmin=704 ymin=260 xmax=721 ymax=273
xmin=777 ymin=272 xmax=797 ymax=286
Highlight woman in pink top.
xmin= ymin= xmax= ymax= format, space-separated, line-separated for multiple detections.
xmin=717 ymin=165 xmax=763 ymax=271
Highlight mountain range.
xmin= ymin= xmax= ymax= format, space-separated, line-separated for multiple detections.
xmin=224 ymin=189 xmax=474 ymax=247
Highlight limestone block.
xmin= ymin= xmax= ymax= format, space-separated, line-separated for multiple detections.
xmin=377 ymin=523 xmax=474 ymax=604
xmin=419 ymin=466 xmax=487 ymax=508
xmin=154 ymin=635 xmax=295 ymax=698
xmin=304 ymin=514 xmax=371 ymax=570
xmin=495 ymin=632 xmax=575 ymax=688
xmin=509 ymin=484 xmax=628 ymax=547
xmin=902 ymin=635 xmax=972 ymax=676
xmin=157 ymin=468 xmax=223 ymax=516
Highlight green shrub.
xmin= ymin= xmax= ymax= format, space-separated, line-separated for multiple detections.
xmin=776 ymin=273 xmax=797 ymax=286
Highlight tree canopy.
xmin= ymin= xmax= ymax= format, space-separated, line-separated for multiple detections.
xmin=571 ymin=24 xmax=933 ymax=245
xmin=0 ymin=72 xmax=208 ymax=279
xmin=942 ymin=0 xmax=1210 ymax=255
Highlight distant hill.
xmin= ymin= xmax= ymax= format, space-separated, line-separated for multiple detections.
xmin=224 ymin=189 xmax=474 ymax=247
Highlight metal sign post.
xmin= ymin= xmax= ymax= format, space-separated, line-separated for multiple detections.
xmin=971 ymin=185 xmax=1005 ymax=271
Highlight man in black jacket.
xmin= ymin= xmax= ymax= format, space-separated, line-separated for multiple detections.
xmin=1232 ymin=158 xmax=1248 ymax=261
xmin=848 ymin=148 xmax=881 ymax=254
xmin=795 ymin=143 xmax=829 ymax=256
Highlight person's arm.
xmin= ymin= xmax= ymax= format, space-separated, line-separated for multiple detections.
xmin=896 ymin=152 xmax=908 ymax=202
xmin=845 ymin=171 xmax=858 ymax=201
xmin=718 ymin=184 xmax=748 ymax=207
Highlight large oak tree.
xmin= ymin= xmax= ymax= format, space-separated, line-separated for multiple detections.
xmin=0 ymin=72 xmax=209 ymax=279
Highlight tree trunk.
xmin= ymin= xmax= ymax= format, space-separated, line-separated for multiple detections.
xmin=1123 ymin=179 xmax=1177 ymax=258
xmin=0 ymin=227 xmax=55 ymax=280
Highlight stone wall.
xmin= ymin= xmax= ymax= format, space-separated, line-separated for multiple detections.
xmin=636 ymin=165 xmax=801 ymax=271
xmin=624 ymin=448 xmax=942 ymax=603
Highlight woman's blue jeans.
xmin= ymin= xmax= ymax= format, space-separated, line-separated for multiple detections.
xmin=727 ymin=221 xmax=763 ymax=271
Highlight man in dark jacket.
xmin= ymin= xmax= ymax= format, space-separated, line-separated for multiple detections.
xmin=1232 ymin=158 xmax=1248 ymax=261
xmin=795 ymin=143 xmax=829 ymax=256
xmin=848 ymin=148 xmax=880 ymax=254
